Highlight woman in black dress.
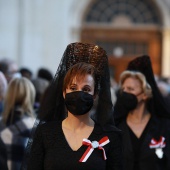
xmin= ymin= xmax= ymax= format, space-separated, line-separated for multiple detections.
xmin=114 ymin=55 xmax=170 ymax=170
xmin=26 ymin=42 xmax=124 ymax=170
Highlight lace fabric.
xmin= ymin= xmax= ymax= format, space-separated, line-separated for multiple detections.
xmin=38 ymin=42 xmax=114 ymax=124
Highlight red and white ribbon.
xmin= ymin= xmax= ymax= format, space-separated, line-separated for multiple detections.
xmin=149 ymin=136 xmax=166 ymax=149
xmin=79 ymin=136 xmax=110 ymax=162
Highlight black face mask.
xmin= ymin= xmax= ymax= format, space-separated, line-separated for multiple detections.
xmin=116 ymin=91 xmax=138 ymax=112
xmin=64 ymin=91 xmax=94 ymax=115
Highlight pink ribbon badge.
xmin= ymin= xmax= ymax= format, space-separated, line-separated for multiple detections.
xmin=79 ymin=136 xmax=110 ymax=162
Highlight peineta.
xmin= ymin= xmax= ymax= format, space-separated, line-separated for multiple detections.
xmin=65 ymin=42 xmax=108 ymax=81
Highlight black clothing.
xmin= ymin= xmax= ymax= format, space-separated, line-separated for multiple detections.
xmin=0 ymin=137 xmax=8 ymax=170
xmin=117 ymin=116 xmax=170 ymax=170
xmin=0 ymin=109 xmax=35 ymax=170
xmin=28 ymin=121 xmax=123 ymax=170
xmin=128 ymin=118 xmax=151 ymax=170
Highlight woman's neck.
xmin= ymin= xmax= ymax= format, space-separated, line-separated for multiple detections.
xmin=63 ymin=113 xmax=94 ymax=131
xmin=127 ymin=104 xmax=151 ymax=124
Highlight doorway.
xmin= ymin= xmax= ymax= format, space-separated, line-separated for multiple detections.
xmin=81 ymin=27 xmax=162 ymax=82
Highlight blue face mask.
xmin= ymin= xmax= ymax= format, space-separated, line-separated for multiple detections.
xmin=64 ymin=91 xmax=94 ymax=115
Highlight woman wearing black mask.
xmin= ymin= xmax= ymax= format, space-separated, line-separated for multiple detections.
xmin=24 ymin=42 xmax=123 ymax=170
xmin=114 ymin=56 xmax=170 ymax=170
xmin=117 ymin=71 xmax=152 ymax=138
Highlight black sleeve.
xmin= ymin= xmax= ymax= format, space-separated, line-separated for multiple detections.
xmin=27 ymin=125 xmax=45 ymax=170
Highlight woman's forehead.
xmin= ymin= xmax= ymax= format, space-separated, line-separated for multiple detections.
xmin=70 ymin=74 xmax=94 ymax=85
xmin=123 ymin=77 xmax=142 ymax=86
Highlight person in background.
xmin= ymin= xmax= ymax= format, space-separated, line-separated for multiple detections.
xmin=113 ymin=55 xmax=170 ymax=170
xmin=0 ymin=58 xmax=20 ymax=83
xmin=25 ymin=42 xmax=123 ymax=170
xmin=19 ymin=67 xmax=33 ymax=80
xmin=156 ymin=77 xmax=170 ymax=106
xmin=0 ymin=77 xmax=36 ymax=170
xmin=32 ymin=78 xmax=49 ymax=112
xmin=110 ymin=77 xmax=118 ymax=106
xmin=37 ymin=67 xmax=53 ymax=82
xmin=0 ymin=71 xmax=8 ymax=116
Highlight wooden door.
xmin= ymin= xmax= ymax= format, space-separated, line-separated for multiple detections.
xmin=81 ymin=27 xmax=162 ymax=82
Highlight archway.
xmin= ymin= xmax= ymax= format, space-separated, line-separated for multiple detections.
xmin=81 ymin=0 xmax=163 ymax=82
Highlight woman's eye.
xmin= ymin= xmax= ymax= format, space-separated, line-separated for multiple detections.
xmin=128 ymin=88 xmax=134 ymax=91
xmin=70 ymin=87 xmax=76 ymax=91
xmin=83 ymin=88 xmax=90 ymax=92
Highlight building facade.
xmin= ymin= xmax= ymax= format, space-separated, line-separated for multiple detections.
xmin=0 ymin=0 xmax=170 ymax=80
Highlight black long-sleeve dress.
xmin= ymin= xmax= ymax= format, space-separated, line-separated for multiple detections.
xmin=117 ymin=115 xmax=170 ymax=170
xmin=28 ymin=121 xmax=124 ymax=170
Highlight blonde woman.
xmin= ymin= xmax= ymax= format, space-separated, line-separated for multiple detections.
xmin=114 ymin=56 xmax=170 ymax=170
xmin=0 ymin=77 xmax=36 ymax=170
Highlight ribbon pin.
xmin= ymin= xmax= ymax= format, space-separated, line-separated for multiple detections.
xmin=149 ymin=136 xmax=166 ymax=159
xmin=79 ymin=136 xmax=110 ymax=162
xmin=149 ymin=136 xmax=166 ymax=149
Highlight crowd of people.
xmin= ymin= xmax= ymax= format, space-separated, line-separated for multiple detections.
xmin=0 ymin=58 xmax=53 ymax=170
xmin=0 ymin=42 xmax=170 ymax=170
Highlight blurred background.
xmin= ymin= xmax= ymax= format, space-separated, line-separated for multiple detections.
xmin=0 ymin=0 xmax=170 ymax=82
xmin=1 ymin=1 xmax=170 ymax=169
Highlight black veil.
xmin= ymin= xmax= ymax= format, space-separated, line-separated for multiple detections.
xmin=38 ymin=42 xmax=114 ymax=124
xmin=127 ymin=55 xmax=170 ymax=118
xmin=21 ymin=42 xmax=114 ymax=169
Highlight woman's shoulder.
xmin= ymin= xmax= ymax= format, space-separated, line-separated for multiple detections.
xmin=159 ymin=117 xmax=170 ymax=131
xmin=36 ymin=120 xmax=61 ymax=134
xmin=152 ymin=115 xmax=170 ymax=127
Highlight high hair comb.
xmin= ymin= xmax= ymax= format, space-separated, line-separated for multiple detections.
xmin=65 ymin=42 xmax=108 ymax=80
xmin=127 ymin=55 xmax=170 ymax=118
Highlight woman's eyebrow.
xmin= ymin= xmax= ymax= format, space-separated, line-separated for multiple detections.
xmin=83 ymin=85 xmax=92 ymax=89
xmin=70 ymin=83 xmax=77 ymax=86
